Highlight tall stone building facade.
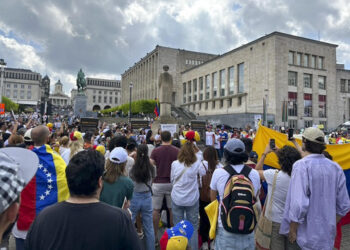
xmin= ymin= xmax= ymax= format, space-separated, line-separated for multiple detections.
xmin=337 ymin=64 xmax=350 ymax=123
xmin=49 ymin=80 xmax=71 ymax=107
xmin=181 ymin=32 xmax=341 ymax=129
xmin=121 ymin=45 xmax=217 ymax=106
xmin=85 ymin=77 xmax=121 ymax=111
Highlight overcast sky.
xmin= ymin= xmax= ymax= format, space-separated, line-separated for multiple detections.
xmin=1 ymin=0 xmax=350 ymax=95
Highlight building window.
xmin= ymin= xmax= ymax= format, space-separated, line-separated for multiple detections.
xmin=348 ymin=80 xmax=350 ymax=93
xmin=205 ymin=102 xmax=208 ymax=110
xmin=304 ymin=93 xmax=312 ymax=117
xmin=200 ymin=93 xmax=203 ymax=101
xmin=228 ymin=66 xmax=234 ymax=95
xmin=6 ymin=89 xmax=10 ymax=97
xmin=93 ymin=96 xmax=96 ymax=102
xmin=288 ymin=51 xmax=294 ymax=64
xmin=303 ymin=54 xmax=309 ymax=67
xmin=311 ymin=56 xmax=316 ymax=68
xmin=296 ymin=53 xmax=302 ymax=66
xmin=288 ymin=120 xmax=297 ymax=129
xmin=20 ymin=90 xmax=25 ymax=99
xmin=183 ymin=83 xmax=186 ymax=95
xmin=98 ymin=96 xmax=101 ymax=102
xmin=238 ymin=96 xmax=242 ymax=106
xmin=14 ymin=84 xmax=17 ymax=88
xmin=341 ymin=79 xmax=346 ymax=92
xmin=188 ymin=81 xmax=192 ymax=94
xmin=199 ymin=77 xmax=203 ymax=90
xmin=194 ymin=95 xmax=197 ymax=101
xmin=205 ymin=75 xmax=210 ymax=99
xmin=288 ymin=92 xmax=298 ymax=116
xmin=188 ymin=96 xmax=191 ymax=102
xmin=98 ymin=90 xmax=101 ymax=94
xmin=21 ymin=84 xmax=24 ymax=89
xmin=319 ymin=95 xmax=326 ymax=118
xmin=13 ymin=90 xmax=17 ymax=98
xmin=304 ymin=73 xmax=312 ymax=88
xmin=183 ymin=97 xmax=186 ymax=103
xmin=28 ymin=85 xmax=31 ymax=89
xmin=318 ymin=57 xmax=324 ymax=69
xmin=304 ymin=120 xmax=313 ymax=128
xmin=115 ymin=97 xmax=118 ymax=103
xmin=238 ymin=63 xmax=244 ymax=93
xmin=93 ymin=89 xmax=96 ymax=94
xmin=220 ymin=100 xmax=223 ymax=108
xmin=220 ymin=69 xmax=225 ymax=96
xmin=228 ymin=98 xmax=232 ymax=107
xmin=110 ymin=97 xmax=112 ymax=103
xmin=212 ymin=72 xmax=218 ymax=97
xmin=318 ymin=76 xmax=326 ymax=90
xmin=288 ymin=71 xmax=297 ymax=86
xmin=27 ymin=90 xmax=31 ymax=99
xmin=193 ymin=79 xmax=197 ymax=92
xmin=110 ymin=91 xmax=112 ymax=95
xmin=6 ymin=84 xmax=10 ymax=88
xmin=199 ymin=103 xmax=201 ymax=110
xmin=212 ymin=101 xmax=215 ymax=109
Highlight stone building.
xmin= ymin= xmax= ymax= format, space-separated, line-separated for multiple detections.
xmin=49 ymin=80 xmax=71 ymax=107
xmin=337 ymin=64 xmax=350 ymax=123
xmin=85 ymin=77 xmax=121 ymax=111
xmin=70 ymin=88 xmax=78 ymax=106
xmin=3 ymin=68 xmax=42 ymax=106
xmin=121 ymin=45 xmax=217 ymax=106
xmin=181 ymin=31 xmax=342 ymax=130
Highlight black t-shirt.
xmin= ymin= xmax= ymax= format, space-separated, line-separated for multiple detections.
xmin=25 ymin=201 xmax=141 ymax=250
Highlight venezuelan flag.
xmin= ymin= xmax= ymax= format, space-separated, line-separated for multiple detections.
xmin=154 ymin=100 xmax=160 ymax=117
xmin=17 ymin=144 xmax=69 ymax=230
xmin=252 ymin=125 xmax=350 ymax=249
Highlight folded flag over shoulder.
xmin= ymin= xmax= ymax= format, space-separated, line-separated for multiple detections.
xmin=17 ymin=144 xmax=69 ymax=230
xmin=252 ymin=125 xmax=350 ymax=249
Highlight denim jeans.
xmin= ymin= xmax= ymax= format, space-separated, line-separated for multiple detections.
xmin=215 ymin=227 xmax=255 ymax=250
xmin=130 ymin=191 xmax=155 ymax=250
xmin=15 ymin=238 xmax=25 ymax=250
xmin=172 ymin=200 xmax=199 ymax=250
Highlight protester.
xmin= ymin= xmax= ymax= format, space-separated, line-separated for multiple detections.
xmin=58 ymin=136 xmax=69 ymax=155
xmin=61 ymin=131 xmax=84 ymax=165
xmin=150 ymin=131 xmax=179 ymax=245
xmin=214 ymin=130 xmax=221 ymax=160
xmin=280 ymin=127 xmax=350 ymax=249
xmin=129 ymin=144 xmax=156 ymax=250
xmin=0 ymin=148 xmax=38 ymax=245
xmin=13 ymin=125 xmax=69 ymax=249
xmin=255 ymin=144 xmax=302 ymax=249
xmin=171 ymin=141 xmax=206 ymax=250
xmin=100 ymin=147 xmax=134 ymax=209
xmin=210 ymin=139 xmax=261 ymax=250
xmin=220 ymin=128 xmax=228 ymax=160
xmin=25 ymin=150 xmax=141 ymax=250
xmin=205 ymin=126 xmax=215 ymax=147
xmin=199 ymin=146 xmax=222 ymax=250
xmin=107 ymin=135 xmax=135 ymax=175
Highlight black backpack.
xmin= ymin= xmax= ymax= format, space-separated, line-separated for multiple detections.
xmin=220 ymin=165 xmax=257 ymax=234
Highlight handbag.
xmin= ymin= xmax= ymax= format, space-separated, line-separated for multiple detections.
xmin=255 ymin=170 xmax=279 ymax=250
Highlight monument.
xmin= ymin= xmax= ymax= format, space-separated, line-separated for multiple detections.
xmin=73 ymin=69 xmax=88 ymax=117
xmin=152 ymin=65 xmax=178 ymax=134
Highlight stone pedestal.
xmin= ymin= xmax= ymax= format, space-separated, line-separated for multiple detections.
xmin=151 ymin=116 xmax=178 ymax=136
xmin=74 ymin=94 xmax=87 ymax=117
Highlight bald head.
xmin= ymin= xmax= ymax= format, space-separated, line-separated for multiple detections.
xmin=31 ymin=126 xmax=50 ymax=146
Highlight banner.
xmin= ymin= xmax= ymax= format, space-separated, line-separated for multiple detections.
xmin=161 ymin=124 xmax=177 ymax=136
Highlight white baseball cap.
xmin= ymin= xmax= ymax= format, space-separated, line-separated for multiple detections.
xmin=109 ymin=147 xmax=128 ymax=164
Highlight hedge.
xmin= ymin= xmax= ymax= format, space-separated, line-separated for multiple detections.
xmin=2 ymin=96 xmax=19 ymax=112
xmin=101 ymin=99 xmax=158 ymax=115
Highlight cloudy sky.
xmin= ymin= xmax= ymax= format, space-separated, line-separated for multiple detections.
xmin=1 ymin=0 xmax=350 ymax=95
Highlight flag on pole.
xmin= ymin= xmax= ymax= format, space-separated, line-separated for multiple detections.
xmin=154 ymin=99 xmax=160 ymax=117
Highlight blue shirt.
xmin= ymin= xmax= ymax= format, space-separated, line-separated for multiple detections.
xmin=220 ymin=132 xmax=228 ymax=148
xmin=280 ymin=154 xmax=350 ymax=250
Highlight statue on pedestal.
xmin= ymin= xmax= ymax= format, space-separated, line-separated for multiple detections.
xmin=76 ymin=69 xmax=86 ymax=94
xmin=158 ymin=65 xmax=173 ymax=118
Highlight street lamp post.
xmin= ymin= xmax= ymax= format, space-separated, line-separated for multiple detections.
xmin=0 ymin=59 xmax=7 ymax=104
xmin=129 ymin=82 xmax=133 ymax=124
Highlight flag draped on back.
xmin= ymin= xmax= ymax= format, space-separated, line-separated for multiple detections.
xmin=17 ymin=144 xmax=69 ymax=230
xmin=252 ymin=125 xmax=350 ymax=249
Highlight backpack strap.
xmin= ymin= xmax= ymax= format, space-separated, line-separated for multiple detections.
xmin=223 ymin=165 xmax=238 ymax=177
xmin=240 ymin=165 xmax=252 ymax=179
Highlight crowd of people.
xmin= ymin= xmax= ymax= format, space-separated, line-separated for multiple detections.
xmin=0 ymin=114 xmax=350 ymax=250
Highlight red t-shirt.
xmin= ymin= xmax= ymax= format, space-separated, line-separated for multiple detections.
xmin=150 ymin=145 xmax=179 ymax=183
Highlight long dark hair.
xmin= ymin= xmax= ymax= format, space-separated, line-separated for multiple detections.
xmin=203 ymin=146 xmax=218 ymax=172
xmin=146 ymin=130 xmax=153 ymax=144
xmin=130 ymin=144 xmax=153 ymax=183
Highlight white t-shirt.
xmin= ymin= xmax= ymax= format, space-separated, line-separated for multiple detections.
xmin=205 ymin=131 xmax=215 ymax=146
xmin=263 ymin=169 xmax=291 ymax=223
xmin=61 ymin=148 xmax=71 ymax=165
xmin=214 ymin=134 xmax=221 ymax=149
xmin=171 ymin=160 xmax=206 ymax=206
xmin=210 ymin=164 xmax=261 ymax=228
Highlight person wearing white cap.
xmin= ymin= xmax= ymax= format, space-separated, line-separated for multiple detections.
xmin=0 ymin=148 xmax=39 ymax=245
xmin=280 ymin=127 xmax=350 ymax=249
xmin=100 ymin=147 xmax=134 ymax=210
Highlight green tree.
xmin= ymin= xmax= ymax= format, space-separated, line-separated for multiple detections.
xmin=2 ymin=96 xmax=19 ymax=112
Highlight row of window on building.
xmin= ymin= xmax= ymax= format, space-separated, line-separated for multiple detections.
xmin=185 ymin=96 xmax=244 ymax=112
xmin=288 ymin=92 xmax=327 ymax=118
xmin=5 ymin=89 xmax=32 ymax=99
xmin=51 ymin=99 xmax=69 ymax=106
xmin=87 ymin=80 xmax=120 ymax=88
xmin=92 ymin=89 xmax=119 ymax=95
xmin=185 ymin=59 xmax=204 ymax=66
xmin=288 ymin=51 xmax=324 ymax=69
xmin=6 ymin=83 xmax=32 ymax=89
xmin=92 ymin=96 xmax=118 ymax=104
xmin=4 ymin=72 xmax=40 ymax=81
xmin=288 ymin=120 xmax=327 ymax=130
xmin=340 ymin=79 xmax=350 ymax=93
xmin=288 ymin=71 xmax=326 ymax=89
xmin=183 ymin=63 xmax=244 ymax=103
